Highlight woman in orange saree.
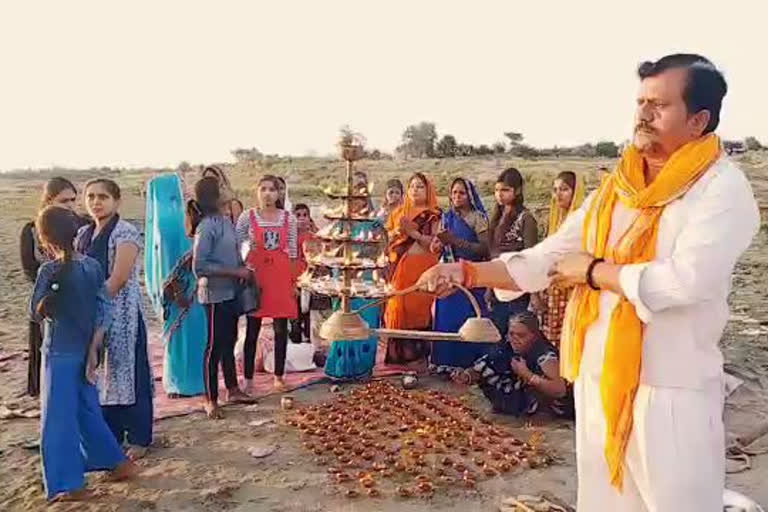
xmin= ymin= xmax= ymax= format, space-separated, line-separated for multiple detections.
xmin=384 ymin=173 xmax=441 ymax=366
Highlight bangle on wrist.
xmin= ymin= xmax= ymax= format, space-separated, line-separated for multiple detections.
xmin=586 ymin=257 xmax=605 ymax=291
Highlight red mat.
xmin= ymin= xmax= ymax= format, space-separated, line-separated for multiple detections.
xmin=151 ymin=321 xmax=408 ymax=420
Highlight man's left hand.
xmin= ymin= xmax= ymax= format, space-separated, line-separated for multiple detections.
xmin=548 ymin=252 xmax=594 ymax=288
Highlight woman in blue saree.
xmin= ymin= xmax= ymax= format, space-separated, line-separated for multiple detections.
xmin=430 ymin=177 xmax=493 ymax=372
xmin=145 ymin=173 xmax=207 ymax=397
xmin=324 ymin=173 xmax=384 ymax=380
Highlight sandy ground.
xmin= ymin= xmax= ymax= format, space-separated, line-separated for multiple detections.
xmin=1 ymin=156 xmax=767 ymax=511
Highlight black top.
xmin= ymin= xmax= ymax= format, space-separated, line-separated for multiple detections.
xmin=491 ymin=208 xmax=538 ymax=258
xmin=20 ymin=221 xmax=41 ymax=283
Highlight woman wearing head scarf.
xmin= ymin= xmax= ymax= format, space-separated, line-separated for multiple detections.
xmin=532 ymin=171 xmax=585 ymax=346
xmin=455 ymin=311 xmax=573 ymax=417
xmin=145 ymin=173 xmax=207 ymax=398
xmin=384 ymin=172 xmax=441 ymax=366
xmin=430 ymin=177 xmax=493 ymax=372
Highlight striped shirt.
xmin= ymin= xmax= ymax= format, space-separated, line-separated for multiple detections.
xmin=236 ymin=208 xmax=298 ymax=259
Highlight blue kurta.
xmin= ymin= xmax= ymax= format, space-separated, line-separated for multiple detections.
xmin=31 ymin=257 xmax=126 ymax=499
xmin=145 ymin=173 xmax=207 ymax=396
xmin=432 ymin=181 xmax=494 ymax=370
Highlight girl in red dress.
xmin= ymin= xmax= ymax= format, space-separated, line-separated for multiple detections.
xmin=236 ymin=175 xmax=298 ymax=391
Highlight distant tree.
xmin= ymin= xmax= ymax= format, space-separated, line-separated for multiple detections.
xmin=339 ymin=125 xmax=366 ymax=147
xmin=492 ymin=142 xmax=506 ymax=154
xmin=231 ymin=147 xmax=263 ymax=163
xmin=513 ymin=144 xmax=539 ymax=159
xmin=745 ymin=136 xmax=764 ymax=151
xmin=365 ymin=149 xmax=386 ymax=160
xmin=177 ymin=161 xmax=192 ymax=173
xmin=574 ymin=143 xmax=597 ymax=158
xmin=537 ymin=147 xmax=556 ymax=158
xmin=595 ymin=141 xmax=620 ymax=158
xmin=398 ymin=122 xmax=438 ymax=158
xmin=436 ymin=134 xmax=459 ymax=158
xmin=457 ymin=143 xmax=475 ymax=157
xmin=503 ymin=132 xmax=524 ymax=145
xmin=476 ymin=144 xmax=493 ymax=156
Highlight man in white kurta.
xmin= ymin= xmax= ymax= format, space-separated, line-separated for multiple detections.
xmin=496 ymin=151 xmax=759 ymax=510
xmin=418 ymin=54 xmax=760 ymax=511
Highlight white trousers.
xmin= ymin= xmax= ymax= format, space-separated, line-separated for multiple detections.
xmin=575 ymin=375 xmax=725 ymax=512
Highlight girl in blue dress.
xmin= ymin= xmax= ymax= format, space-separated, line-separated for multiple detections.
xmin=31 ymin=206 xmax=135 ymax=502
xmin=145 ymin=173 xmax=207 ymax=397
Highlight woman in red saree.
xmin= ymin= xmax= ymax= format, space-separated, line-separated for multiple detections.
xmin=384 ymin=173 xmax=441 ymax=366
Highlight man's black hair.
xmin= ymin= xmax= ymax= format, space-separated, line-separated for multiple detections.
xmin=638 ymin=54 xmax=727 ymax=134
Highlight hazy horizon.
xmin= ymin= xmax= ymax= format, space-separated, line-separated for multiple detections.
xmin=1 ymin=0 xmax=766 ymax=171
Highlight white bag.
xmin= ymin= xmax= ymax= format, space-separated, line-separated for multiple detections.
xmin=263 ymin=341 xmax=317 ymax=373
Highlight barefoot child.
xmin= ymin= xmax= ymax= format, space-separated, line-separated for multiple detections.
xmin=237 ymin=175 xmax=299 ymax=392
xmin=190 ymin=177 xmax=254 ymax=419
xmin=31 ymin=206 xmax=135 ymax=502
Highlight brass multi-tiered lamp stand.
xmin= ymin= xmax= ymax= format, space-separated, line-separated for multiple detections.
xmin=298 ymin=141 xmax=500 ymax=345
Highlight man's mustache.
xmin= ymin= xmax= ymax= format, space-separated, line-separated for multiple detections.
xmin=635 ymin=122 xmax=656 ymax=134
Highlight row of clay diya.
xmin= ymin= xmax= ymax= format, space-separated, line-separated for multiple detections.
xmin=283 ymin=382 xmax=551 ymax=499
xmin=315 ymin=222 xmax=384 ymax=242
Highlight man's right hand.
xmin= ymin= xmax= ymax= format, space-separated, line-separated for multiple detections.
xmin=416 ymin=263 xmax=463 ymax=298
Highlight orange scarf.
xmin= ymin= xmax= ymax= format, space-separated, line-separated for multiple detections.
xmin=560 ymin=133 xmax=721 ymax=490
xmin=385 ymin=175 xmax=439 ymax=235
xmin=386 ymin=175 xmax=439 ymax=260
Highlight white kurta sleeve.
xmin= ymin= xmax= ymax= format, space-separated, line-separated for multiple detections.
xmin=494 ymin=192 xmax=594 ymax=300
xmin=619 ymin=170 xmax=760 ymax=321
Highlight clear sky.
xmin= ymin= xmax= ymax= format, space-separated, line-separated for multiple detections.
xmin=1 ymin=0 xmax=766 ymax=170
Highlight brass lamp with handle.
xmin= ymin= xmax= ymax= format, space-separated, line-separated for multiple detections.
xmin=319 ymin=282 xmax=501 ymax=343
xmin=303 ymin=128 xmax=501 ymax=347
